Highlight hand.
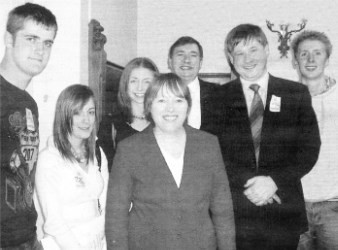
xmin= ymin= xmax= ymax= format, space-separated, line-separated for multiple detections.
xmin=243 ymin=176 xmax=279 ymax=206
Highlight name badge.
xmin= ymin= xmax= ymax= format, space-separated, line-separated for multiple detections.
xmin=26 ymin=108 xmax=35 ymax=131
xmin=270 ymin=95 xmax=281 ymax=112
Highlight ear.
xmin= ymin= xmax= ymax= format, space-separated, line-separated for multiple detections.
xmin=199 ymin=58 xmax=203 ymax=68
xmin=228 ymin=53 xmax=234 ymax=65
xmin=4 ymin=31 xmax=14 ymax=48
xmin=292 ymin=55 xmax=299 ymax=69
xmin=264 ymin=44 xmax=270 ymax=56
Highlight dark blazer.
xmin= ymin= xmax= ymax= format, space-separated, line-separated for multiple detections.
xmin=199 ymin=79 xmax=220 ymax=135
xmin=105 ymin=125 xmax=236 ymax=250
xmin=217 ymin=75 xmax=320 ymax=242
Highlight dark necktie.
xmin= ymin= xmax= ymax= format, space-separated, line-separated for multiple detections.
xmin=249 ymin=84 xmax=264 ymax=166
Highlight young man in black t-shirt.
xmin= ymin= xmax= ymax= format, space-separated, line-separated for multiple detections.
xmin=0 ymin=3 xmax=57 ymax=249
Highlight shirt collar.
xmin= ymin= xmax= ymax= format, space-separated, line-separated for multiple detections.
xmin=188 ymin=77 xmax=200 ymax=95
xmin=240 ymin=71 xmax=269 ymax=92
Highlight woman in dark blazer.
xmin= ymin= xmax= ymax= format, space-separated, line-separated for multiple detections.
xmin=105 ymin=73 xmax=236 ymax=250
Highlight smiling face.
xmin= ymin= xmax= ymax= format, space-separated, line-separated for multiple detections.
xmin=168 ymin=43 xmax=202 ymax=84
xmin=295 ymin=39 xmax=329 ymax=81
xmin=6 ymin=19 xmax=56 ymax=78
xmin=69 ymin=98 xmax=96 ymax=144
xmin=151 ymin=85 xmax=189 ymax=135
xmin=128 ymin=67 xmax=155 ymax=104
xmin=230 ymin=39 xmax=269 ymax=82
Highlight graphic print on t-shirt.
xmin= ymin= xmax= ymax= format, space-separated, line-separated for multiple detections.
xmin=5 ymin=110 xmax=39 ymax=213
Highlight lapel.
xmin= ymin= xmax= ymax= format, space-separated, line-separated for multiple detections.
xmin=199 ymin=79 xmax=214 ymax=127
xmin=228 ymin=78 xmax=252 ymax=132
xmin=259 ymin=75 xmax=283 ymax=156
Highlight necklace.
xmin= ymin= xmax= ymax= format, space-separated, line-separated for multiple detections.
xmin=71 ymin=147 xmax=87 ymax=163
xmin=132 ymin=114 xmax=146 ymax=120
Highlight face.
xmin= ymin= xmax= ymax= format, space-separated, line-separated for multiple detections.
xmin=230 ymin=39 xmax=269 ymax=82
xmin=168 ymin=43 xmax=202 ymax=84
xmin=69 ymin=98 xmax=96 ymax=143
xmin=7 ymin=20 xmax=56 ymax=78
xmin=128 ymin=67 xmax=154 ymax=104
xmin=151 ymin=86 xmax=189 ymax=135
xmin=295 ymin=40 xmax=329 ymax=81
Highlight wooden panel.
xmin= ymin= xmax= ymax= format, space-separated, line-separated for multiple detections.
xmin=88 ymin=19 xmax=107 ymax=123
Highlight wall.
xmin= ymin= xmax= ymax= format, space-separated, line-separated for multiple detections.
xmin=90 ymin=0 xmax=138 ymax=67
xmin=135 ymin=0 xmax=338 ymax=82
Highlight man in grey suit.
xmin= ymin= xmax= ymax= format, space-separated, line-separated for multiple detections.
xmin=168 ymin=36 xmax=219 ymax=135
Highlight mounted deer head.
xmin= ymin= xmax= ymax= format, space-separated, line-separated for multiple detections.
xmin=266 ymin=20 xmax=307 ymax=58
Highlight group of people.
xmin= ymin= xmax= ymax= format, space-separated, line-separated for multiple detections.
xmin=1 ymin=3 xmax=337 ymax=250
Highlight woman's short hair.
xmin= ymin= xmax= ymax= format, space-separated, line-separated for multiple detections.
xmin=144 ymin=73 xmax=192 ymax=123
xmin=118 ymin=57 xmax=159 ymax=122
xmin=225 ymin=23 xmax=268 ymax=55
xmin=291 ymin=30 xmax=332 ymax=59
xmin=53 ymin=84 xmax=96 ymax=163
xmin=7 ymin=3 xmax=58 ymax=38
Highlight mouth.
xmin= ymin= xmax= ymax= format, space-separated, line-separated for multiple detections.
xmin=29 ymin=57 xmax=43 ymax=62
xmin=78 ymin=127 xmax=91 ymax=131
xmin=134 ymin=93 xmax=145 ymax=97
xmin=163 ymin=115 xmax=178 ymax=121
xmin=305 ymin=66 xmax=317 ymax=72
xmin=180 ymin=66 xmax=192 ymax=70
xmin=243 ymin=65 xmax=256 ymax=70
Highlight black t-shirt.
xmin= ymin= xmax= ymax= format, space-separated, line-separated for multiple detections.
xmin=0 ymin=76 xmax=39 ymax=247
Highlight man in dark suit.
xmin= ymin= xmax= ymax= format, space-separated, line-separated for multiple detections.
xmin=168 ymin=36 xmax=219 ymax=134
xmin=217 ymin=24 xmax=321 ymax=250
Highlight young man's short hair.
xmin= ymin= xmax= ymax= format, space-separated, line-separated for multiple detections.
xmin=168 ymin=36 xmax=204 ymax=59
xmin=291 ymin=30 xmax=332 ymax=58
xmin=7 ymin=3 xmax=58 ymax=37
xmin=225 ymin=24 xmax=268 ymax=55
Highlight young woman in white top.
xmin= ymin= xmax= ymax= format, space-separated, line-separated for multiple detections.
xmin=35 ymin=84 xmax=109 ymax=250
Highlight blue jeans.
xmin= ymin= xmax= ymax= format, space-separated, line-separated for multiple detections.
xmin=0 ymin=237 xmax=43 ymax=250
xmin=297 ymin=201 xmax=338 ymax=250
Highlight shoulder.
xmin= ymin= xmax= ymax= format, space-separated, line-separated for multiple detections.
xmin=199 ymin=78 xmax=220 ymax=92
xmin=269 ymin=75 xmax=308 ymax=93
xmin=186 ymin=125 xmax=219 ymax=145
xmin=117 ymin=126 xmax=152 ymax=148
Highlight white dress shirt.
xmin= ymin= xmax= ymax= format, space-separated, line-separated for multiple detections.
xmin=240 ymin=72 xmax=269 ymax=115
xmin=187 ymin=77 xmax=201 ymax=129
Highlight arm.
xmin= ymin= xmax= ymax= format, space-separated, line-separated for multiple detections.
xmin=209 ymin=138 xmax=236 ymax=250
xmin=105 ymin=143 xmax=133 ymax=250
xmin=35 ymin=152 xmax=81 ymax=250
xmin=260 ymin=86 xmax=321 ymax=188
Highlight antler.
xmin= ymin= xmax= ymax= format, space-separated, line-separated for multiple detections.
xmin=266 ymin=20 xmax=282 ymax=35
xmin=285 ymin=20 xmax=307 ymax=39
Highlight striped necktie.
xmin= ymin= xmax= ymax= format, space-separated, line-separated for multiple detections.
xmin=249 ymin=84 xmax=264 ymax=167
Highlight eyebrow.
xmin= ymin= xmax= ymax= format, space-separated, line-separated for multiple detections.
xmin=23 ymin=34 xmax=54 ymax=44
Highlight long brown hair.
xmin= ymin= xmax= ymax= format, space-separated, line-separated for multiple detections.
xmin=53 ymin=84 xmax=97 ymax=163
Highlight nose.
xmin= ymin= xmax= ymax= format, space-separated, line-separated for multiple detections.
xmin=183 ymin=54 xmax=190 ymax=63
xmin=165 ymin=101 xmax=174 ymax=112
xmin=34 ymin=42 xmax=44 ymax=56
xmin=308 ymin=53 xmax=314 ymax=62
xmin=81 ymin=113 xmax=90 ymax=124
xmin=244 ymin=53 xmax=253 ymax=63
xmin=137 ymin=81 xmax=143 ymax=91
